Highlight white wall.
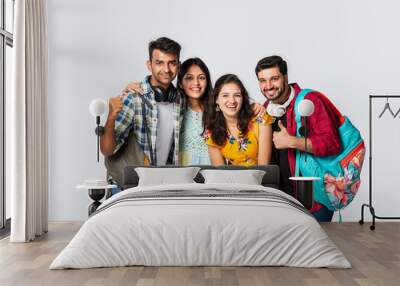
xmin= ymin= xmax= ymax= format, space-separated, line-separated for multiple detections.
xmin=47 ymin=0 xmax=400 ymax=221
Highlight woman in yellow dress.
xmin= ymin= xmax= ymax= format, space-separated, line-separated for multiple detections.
xmin=204 ymin=74 xmax=274 ymax=166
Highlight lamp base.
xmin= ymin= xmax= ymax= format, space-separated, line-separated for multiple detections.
xmin=88 ymin=188 xmax=105 ymax=216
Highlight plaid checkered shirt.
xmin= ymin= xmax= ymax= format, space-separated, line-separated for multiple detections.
xmin=113 ymin=76 xmax=184 ymax=165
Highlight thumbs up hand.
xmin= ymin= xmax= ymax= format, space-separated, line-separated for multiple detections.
xmin=273 ymin=120 xmax=294 ymax=149
xmin=277 ymin=120 xmax=286 ymax=132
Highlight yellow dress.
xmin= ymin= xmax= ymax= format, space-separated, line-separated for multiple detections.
xmin=204 ymin=114 xmax=274 ymax=166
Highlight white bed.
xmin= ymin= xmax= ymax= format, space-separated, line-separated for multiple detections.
xmin=50 ymin=183 xmax=350 ymax=269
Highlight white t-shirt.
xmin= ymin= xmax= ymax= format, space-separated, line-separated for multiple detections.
xmin=156 ymin=102 xmax=175 ymax=165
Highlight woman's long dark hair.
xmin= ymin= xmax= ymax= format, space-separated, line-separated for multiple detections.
xmin=204 ymin=74 xmax=253 ymax=146
xmin=177 ymin=57 xmax=213 ymax=112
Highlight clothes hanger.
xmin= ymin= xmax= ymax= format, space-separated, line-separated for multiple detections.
xmin=394 ymin=107 xmax=400 ymax=118
xmin=378 ymin=97 xmax=395 ymax=118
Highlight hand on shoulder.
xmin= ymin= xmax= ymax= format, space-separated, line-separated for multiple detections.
xmin=122 ymin=81 xmax=143 ymax=96
xmin=251 ymin=102 xmax=266 ymax=118
xmin=254 ymin=112 xmax=275 ymax=125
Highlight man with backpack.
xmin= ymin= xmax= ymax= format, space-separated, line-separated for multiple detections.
xmin=255 ymin=55 xmax=364 ymax=222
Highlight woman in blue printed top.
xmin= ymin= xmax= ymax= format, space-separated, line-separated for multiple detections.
xmin=177 ymin=58 xmax=213 ymax=165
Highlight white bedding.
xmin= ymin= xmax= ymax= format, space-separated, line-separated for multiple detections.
xmin=50 ymin=183 xmax=351 ymax=269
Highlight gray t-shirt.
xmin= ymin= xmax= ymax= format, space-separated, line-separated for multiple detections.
xmin=156 ymin=102 xmax=175 ymax=165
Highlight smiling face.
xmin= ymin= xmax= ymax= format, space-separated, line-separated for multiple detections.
xmin=147 ymin=49 xmax=179 ymax=90
xmin=216 ymin=82 xmax=243 ymax=118
xmin=257 ymin=66 xmax=289 ymax=103
xmin=181 ymin=65 xmax=207 ymax=100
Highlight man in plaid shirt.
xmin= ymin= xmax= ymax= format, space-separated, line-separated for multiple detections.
xmin=101 ymin=37 xmax=184 ymax=166
xmin=255 ymin=55 xmax=342 ymax=222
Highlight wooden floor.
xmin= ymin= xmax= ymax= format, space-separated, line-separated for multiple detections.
xmin=0 ymin=222 xmax=399 ymax=286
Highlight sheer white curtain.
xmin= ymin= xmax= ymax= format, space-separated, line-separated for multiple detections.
xmin=9 ymin=0 xmax=48 ymax=242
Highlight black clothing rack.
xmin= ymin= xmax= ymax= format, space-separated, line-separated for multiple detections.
xmin=359 ymin=95 xmax=400 ymax=230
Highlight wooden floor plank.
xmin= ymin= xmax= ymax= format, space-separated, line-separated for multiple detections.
xmin=0 ymin=222 xmax=399 ymax=286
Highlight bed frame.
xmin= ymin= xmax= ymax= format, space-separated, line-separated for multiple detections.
xmin=123 ymin=165 xmax=280 ymax=190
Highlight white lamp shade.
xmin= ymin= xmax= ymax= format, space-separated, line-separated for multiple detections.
xmin=298 ymin=99 xmax=315 ymax=117
xmin=89 ymin=98 xmax=106 ymax=117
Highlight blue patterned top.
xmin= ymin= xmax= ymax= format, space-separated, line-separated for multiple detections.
xmin=179 ymin=108 xmax=211 ymax=165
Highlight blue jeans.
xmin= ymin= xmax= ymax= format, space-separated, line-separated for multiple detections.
xmin=107 ymin=178 xmax=123 ymax=196
xmin=312 ymin=205 xmax=334 ymax=222
xmin=111 ymin=186 xmax=122 ymax=195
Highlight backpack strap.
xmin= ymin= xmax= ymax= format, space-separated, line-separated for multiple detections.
xmin=294 ymin=89 xmax=313 ymax=176
xmin=294 ymin=89 xmax=313 ymax=133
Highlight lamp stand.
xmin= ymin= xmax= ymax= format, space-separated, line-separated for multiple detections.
xmin=94 ymin=116 xmax=105 ymax=162
xmin=304 ymin=117 xmax=308 ymax=162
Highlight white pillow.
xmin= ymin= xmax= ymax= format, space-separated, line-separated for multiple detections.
xmin=200 ymin=169 xmax=266 ymax=185
xmin=135 ymin=167 xmax=201 ymax=186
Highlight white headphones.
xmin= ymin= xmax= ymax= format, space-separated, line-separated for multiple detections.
xmin=266 ymin=88 xmax=295 ymax=117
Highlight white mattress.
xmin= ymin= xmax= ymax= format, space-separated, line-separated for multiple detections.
xmin=50 ymin=183 xmax=350 ymax=269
